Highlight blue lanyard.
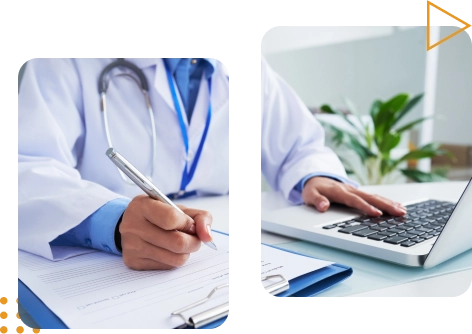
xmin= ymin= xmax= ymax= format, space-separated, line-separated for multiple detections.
xmin=165 ymin=64 xmax=212 ymax=197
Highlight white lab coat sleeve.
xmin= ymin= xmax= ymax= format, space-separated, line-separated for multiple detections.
xmin=261 ymin=58 xmax=348 ymax=204
xmin=18 ymin=59 xmax=126 ymax=261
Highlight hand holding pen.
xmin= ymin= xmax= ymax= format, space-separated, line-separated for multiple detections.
xmin=106 ymin=148 xmax=217 ymax=271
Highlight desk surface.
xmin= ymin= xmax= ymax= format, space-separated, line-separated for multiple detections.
xmin=261 ymin=181 xmax=472 ymax=296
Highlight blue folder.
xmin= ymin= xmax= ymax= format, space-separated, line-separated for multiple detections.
xmin=263 ymin=244 xmax=353 ymax=297
xmin=18 ymin=280 xmax=228 ymax=330
xmin=18 ymin=230 xmax=229 ymax=330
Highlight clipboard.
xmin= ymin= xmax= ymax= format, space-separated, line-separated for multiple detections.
xmin=171 ymin=284 xmax=229 ymax=329
xmin=17 ymin=230 xmax=231 ymax=330
xmin=168 ymin=231 xmax=231 ymax=329
xmin=261 ymin=274 xmax=290 ymax=295
xmin=262 ymin=244 xmax=353 ymax=297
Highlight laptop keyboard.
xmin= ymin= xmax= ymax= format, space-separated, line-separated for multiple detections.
xmin=322 ymin=200 xmax=455 ymax=247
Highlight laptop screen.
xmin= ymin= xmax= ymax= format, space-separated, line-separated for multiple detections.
xmin=423 ymin=178 xmax=472 ymax=269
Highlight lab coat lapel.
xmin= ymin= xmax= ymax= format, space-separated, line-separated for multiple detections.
xmin=188 ymin=63 xmax=228 ymax=141
xmin=187 ymin=79 xmax=208 ymax=142
xmin=210 ymin=61 xmax=230 ymax=112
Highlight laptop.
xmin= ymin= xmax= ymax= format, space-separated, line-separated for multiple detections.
xmin=261 ymin=179 xmax=472 ymax=268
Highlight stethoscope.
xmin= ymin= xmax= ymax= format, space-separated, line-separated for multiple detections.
xmin=99 ymin=58 xmax=212 ymax=198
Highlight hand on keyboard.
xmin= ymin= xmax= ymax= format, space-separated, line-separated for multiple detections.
xmin=321 ymin=199 xmax=453 ymax=247
xmin=302 ymin=177 xmax=407 ymax=216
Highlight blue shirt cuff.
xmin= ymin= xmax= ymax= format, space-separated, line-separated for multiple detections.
xmin=50 ymin=198 xmax=131 ymax=255
xmin=294 ymin=173 xmax=359 ymax=192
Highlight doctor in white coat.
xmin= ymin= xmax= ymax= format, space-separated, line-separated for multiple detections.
xmin=19 ymin=58 xmax=228 ymax=270
xmin=260 ymin=58 xmax=406 ymax=219
xmin=19 ymin=58 xmax=404 ymax=270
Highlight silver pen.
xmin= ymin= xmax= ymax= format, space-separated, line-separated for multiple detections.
xmin=106 ymin=147 xmax=217 ymax=250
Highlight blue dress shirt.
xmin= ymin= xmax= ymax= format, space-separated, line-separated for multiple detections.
xmin=50 ymin=58 xmax=215 ymax=254
xmin=50 ymin=198 xmax=130 ymax=255
xmin=163 ymin=58 xmax=214 ymax=122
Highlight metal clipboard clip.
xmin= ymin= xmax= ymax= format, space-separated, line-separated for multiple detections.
xmin=171 ymin=284 xmax=229 ymax=329
xmin=261 ymin=274 xmax=289 ymax=295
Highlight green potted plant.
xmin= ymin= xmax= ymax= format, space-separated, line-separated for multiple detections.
xmin=319 ymin=93 xmax=453 ymax=185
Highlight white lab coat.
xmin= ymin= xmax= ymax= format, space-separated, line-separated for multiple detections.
xmin=18 ymin=57 xmax=346 ymax=261
xmin=18 ymin=58 xmax=229 ymax=260
xmin=261 ymin=58 xmax=347 ymax=203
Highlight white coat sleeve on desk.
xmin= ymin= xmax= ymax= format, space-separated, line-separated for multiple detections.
xmin=261 ymin=58 xmax=347 ymax=204
xmin=18 ymin=59 xmax=126 ymax=261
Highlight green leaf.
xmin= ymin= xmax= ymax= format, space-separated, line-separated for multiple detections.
xmin=370 ymin=100 xmax=382 ymax=123
xmin=421 ymin=143 xmax=454 ymax=159
xmin=431 ymin=167 xmax=449 ymax=178
xmin=377 ymin=132 xmax=401 ymax=155
xmin=381 ymin=93 xmax=409 ymax=114
xmin=395 ymin=143 xmax=453 ymax=167
xmin=399 ymin=149 xmax=438 ymax=161
xmin=381 ymin=158 xmax=396 ymax=176
xmin=332 ymin=132 xmax=344 ymax=146
xmin=342 ymin=96 xmax=365 ymax=136
xmin=320 ymin=104 xmax=336 ymax=114
xmin=318 ymin=121 xmax=346 ymax=146
xmin=373 ymin=94 xmax=409 ymax=142
xmin=346 ymin=133 xmax=376 ymax=162
xmin=400 ymin=169 xmax=448 ymax=182
xmin=373 ymin=108 xmax=396 ymax=146
xmin=342 ymin=97 xmax=359 ymax=115
xmin=391 ymin=93 xmax=424 ymax=128
xmin=365 ymin=122 xmax=373 ymax=150
xmin=395 ymin=116 xmax=432 ymax=134
xmin=320 ymin=104 xmax=365 ymax=137
xmin=420 ymin=142 xmax=441 ymax=150
xmin=440 ymin=150 xmax=455 ymax=160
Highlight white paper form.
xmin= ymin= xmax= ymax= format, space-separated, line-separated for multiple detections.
xmin=18 ymin=233 xmax=229 ymax=329
xmin=261 ymin=244 xmax=333 ymax=287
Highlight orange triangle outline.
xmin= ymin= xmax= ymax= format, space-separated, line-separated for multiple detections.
xmin=427 ymin=1 xmax=471 ymax=51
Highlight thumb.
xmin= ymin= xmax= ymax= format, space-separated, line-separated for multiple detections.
xmin=303 ymin=188 xmax=331 ymax=212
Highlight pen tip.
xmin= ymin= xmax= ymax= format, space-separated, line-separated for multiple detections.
xmin=205 ymin=241 xmax=218 ymax=251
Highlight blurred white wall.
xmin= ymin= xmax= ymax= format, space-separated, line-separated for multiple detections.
xmin=262 ymin=27 xmax=395 ymax=54
xmin=262 ymin=27 xmax=426 ymax=125
xmin=433 ymin=27 xmax=472 ymax=146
